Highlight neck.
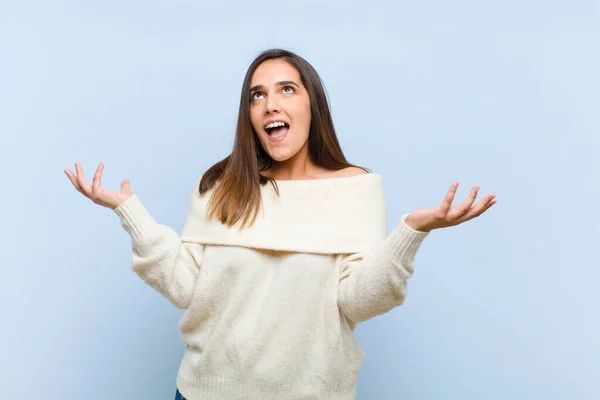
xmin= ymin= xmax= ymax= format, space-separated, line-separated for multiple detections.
xmin=268 ymin=161 xmax=318 ymax=181
xmin=267 ymin=145 xmax=321 ymax=180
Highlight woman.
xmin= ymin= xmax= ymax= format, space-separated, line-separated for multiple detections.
xmin=65 ymin=49 xmax=496 ymax=399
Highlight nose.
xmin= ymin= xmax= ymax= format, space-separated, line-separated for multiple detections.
xmin=265 ymin=96 xmax=281 ymax=115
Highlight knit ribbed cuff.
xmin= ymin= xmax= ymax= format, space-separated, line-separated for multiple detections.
xmin=386 ymin=213 xmax=430 ymax=263
xmin=113 ymin=194 xmax=161 ymax=241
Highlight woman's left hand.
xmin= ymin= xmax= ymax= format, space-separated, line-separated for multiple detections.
xmin=405 ymin=182 xmax=496 ymax=232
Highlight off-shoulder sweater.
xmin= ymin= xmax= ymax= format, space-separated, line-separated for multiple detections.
xmin=114 ymin=173 xmax=429 ymax=400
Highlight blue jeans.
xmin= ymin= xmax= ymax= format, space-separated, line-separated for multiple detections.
xmin=175 ymin=389 xmax=186 ymax=400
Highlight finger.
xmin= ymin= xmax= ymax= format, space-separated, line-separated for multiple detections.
xmin=90 ymin=163 xmax=102 ymax=204
xmin=121 ymin=179 xmax=132 ymax=194
xmin=92 ymin=162 xmax=103 ymax=191
xmin=455 ymin=194 xmax=496 ymax=224
xmin=459 ymin=185 xmax=480 ymax=214
xmin=441 ymin=182 xmax=459 ymax=212
xmin=64 ymin=169 xmax=84 ymax=194
xmin=477 ymin=194 xmax=497 ymax=216
xmin=75 ymin=162 xmax=92 ymax=196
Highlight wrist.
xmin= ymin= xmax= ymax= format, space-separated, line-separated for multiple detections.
xmin=405 ymin=213 xmax=432 ymax=232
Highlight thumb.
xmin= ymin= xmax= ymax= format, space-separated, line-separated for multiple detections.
xmin=121 ymin=179 xmax=132 ymax=194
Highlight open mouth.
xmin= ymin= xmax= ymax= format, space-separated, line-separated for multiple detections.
xmin=264 ymin=121 xmax=290 ymax=140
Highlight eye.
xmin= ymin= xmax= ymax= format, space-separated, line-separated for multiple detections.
xmin=251 ymin=92 xmax=264 ymax=101
xmin=282 ymin=86 xmax=295 ymax=94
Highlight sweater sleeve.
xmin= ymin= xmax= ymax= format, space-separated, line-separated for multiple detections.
xmin=114 ymin=194 xmax=204 ymax=309
xmin=337 ymin=214 xmax=429 ymax=324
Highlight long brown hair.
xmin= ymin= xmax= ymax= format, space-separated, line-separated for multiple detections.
xmin=200 ymin=48 xmax=367 ymax=228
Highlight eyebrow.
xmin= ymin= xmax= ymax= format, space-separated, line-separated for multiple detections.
xmin=249 ymin=80 xmax=300 ymax=93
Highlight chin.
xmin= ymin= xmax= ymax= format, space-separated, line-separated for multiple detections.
xmin=267 ymin=150 xmax=296 ymax=162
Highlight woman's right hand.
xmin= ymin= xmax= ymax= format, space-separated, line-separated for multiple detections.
xmin=65 ymin=162 xmax=133 ymax=210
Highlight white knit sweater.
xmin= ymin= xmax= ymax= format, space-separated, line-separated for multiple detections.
xmin=114 ymin=173 xmax=429 ymax=400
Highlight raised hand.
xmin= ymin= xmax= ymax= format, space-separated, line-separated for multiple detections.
xmin=405 ymin=182 xmax=496 ymax=232
xmin=64 ymin=162 xmax=133 ymax=210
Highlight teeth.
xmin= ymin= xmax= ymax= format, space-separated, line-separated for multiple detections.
xmin=265 ymin=121 xmax=287 ymax=130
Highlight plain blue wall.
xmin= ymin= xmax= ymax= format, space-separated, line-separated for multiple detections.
xmin=2 ymin=0 xmax=598 ymax=399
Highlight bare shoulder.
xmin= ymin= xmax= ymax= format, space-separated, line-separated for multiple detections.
xmin=333 ymin=166 xmax=369 ymax=178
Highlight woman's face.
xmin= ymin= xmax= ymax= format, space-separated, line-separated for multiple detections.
xmin=249 ymin=59 xmax=312 ymax=164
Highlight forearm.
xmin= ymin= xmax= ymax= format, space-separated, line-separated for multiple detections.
xmin=115 ymin=195 xmax=202 ymax=309
xmin=338 ymin=214 xmax=429 ymax=323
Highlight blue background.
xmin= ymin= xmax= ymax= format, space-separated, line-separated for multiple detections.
xmin=1 ymin=0 xmax=598 ymax=399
